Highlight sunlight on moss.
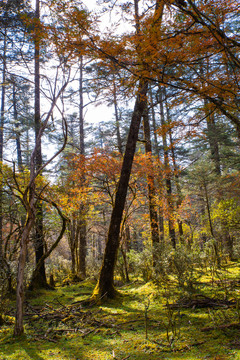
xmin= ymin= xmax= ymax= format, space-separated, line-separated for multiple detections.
xmin=1 ymin=265 xmax=240 ymax=360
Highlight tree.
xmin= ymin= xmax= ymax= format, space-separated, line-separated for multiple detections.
xmin=0 ymin=0 xmax=32 ymax=296
xmin=158 ymin=87 xmax=176 ymax=248
xmin=28 ymin=0 xmax=48 ymax=290
xmin=91 ymin=0 xmax=166 ymax=300
xmin=14 ymin=79 xmax=69 ymax=335
xmin=142 ymin=102 xmax=160 ymax=263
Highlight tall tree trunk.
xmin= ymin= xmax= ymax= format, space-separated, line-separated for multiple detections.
xmin=78 ymin=55 xmax=87 ymax=279
xmin=30 ymin=0 xmax=48 ymax=289
xmin=14 ymin=211 xmax=35 ymax=335
xmin=149 ymin=86 xmax=159 ymax=156
xmin=12 ymin=82 xmax=23 ymax=170
xmin=69 ymin=219 xmax=77 ymax=274
xmin=149 ymin=85 xmax=164 ymax=242
xmin=92 ymin=81 xmax=148 ymax=300
xmin=166 ymin=102 xmax=184 ymax=243
xmin=168 ymin=127 xmax=184 ymax=242
xmin=202 ymin=180 xmax=220 ymax=266
xmin=0 ymin=27 xmax=6 ymax=261
xmin=143 ymin=104 xmax=160 ymax=263
xmin=120 ymin=245 xmax=130 ymax=283
xmin=91 ymin=0 xmax=164 ymax=301
xmin=159 ymin=88 xmax=176 ymax=248
xmin=78 ymin=210 xmax=87 ymax=279
xmin=204 ymin=100 xmax=221 ymax=175
xmin=14 ymin=166 xmax=36 ymax=336
xmin=113 ymin=77 xmax=123 ymax=155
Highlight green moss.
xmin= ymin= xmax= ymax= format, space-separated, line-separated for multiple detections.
xmin=1 ymin=264 xmax=240 ymax=359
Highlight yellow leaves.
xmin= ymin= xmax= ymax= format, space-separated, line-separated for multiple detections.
xmin=0 ymin=163 xmax=31 ymax=197
xmin=212 ymin=198 xmax=240 ymax=229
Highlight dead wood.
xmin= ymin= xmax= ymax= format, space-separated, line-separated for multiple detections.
xmin=18 ymin=299 xmax=119 ymax=342
xmin=167 ymin=295 xmax=235 ymax=309
xmin=36 ymin=335 xmax=58 ymax=343
xmin=81 ymin=326 xmax=101 ymax=338
xmin=201 ymin=322 xmax=240 ymax=332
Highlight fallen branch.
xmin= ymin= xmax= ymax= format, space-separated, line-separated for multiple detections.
xmin=201 ymin=322 xmax=240 ymax=332
xmin=168 ymin=295 xmax=235 ymax=309
xmin=81 ymin=326 xmax=101 ymax=338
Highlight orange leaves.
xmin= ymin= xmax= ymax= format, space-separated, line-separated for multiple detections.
xmin=21 ymin=14 xmax=49 ymax=45
xmin=73 ymin=148 xmax=122 ymax=185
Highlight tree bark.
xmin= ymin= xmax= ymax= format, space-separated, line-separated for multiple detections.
xmin=159 ymin=88 xmax=176 ymax=248
xmin=14 ymin=180 xmax=36 ymax=336
xmin=113 ymin=77 xmax=123 ymax=155
xmin=69 ymin=219 xmax=77 ymax=274
xmin=166 ymin=103 xmax=184 ymax=243
xmin=29 ymin=198 xmax=68 ymax=285
xmin=14 ymin=218 xmax=34 ymax=336
xmin=143 ymin=105 xmax=160 ymax=263
xmin=0 ymin=26 xmax=6 ymax=260
xmin=91 ymin=0 xmax=165 ymax=301
xmin=149 ymin=86 xmax=164 ymax=242
xmin=12 ymin=82 xmax=23 ymax=171
xmin=204 ymin=100 xmax=221 ymax=175
xmin=78 ymin=55 xmax=87 ymax=279
xmin=30 ymin=0 xmax=48 ymax=289
xmin=92 ymin=80 xmax=148 ymax=300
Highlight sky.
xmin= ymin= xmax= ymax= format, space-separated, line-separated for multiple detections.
xmin=16 ymin=0 xmax=130 ymax=167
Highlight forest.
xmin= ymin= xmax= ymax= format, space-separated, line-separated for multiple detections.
xmin=0 ymin=0 xmax=240 ymax=358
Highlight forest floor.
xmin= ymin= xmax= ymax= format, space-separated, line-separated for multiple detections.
xmin=1 ymin=263 xmax=240 ymax=359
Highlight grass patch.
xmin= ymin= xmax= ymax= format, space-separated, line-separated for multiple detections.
xmin=1 ymin=267 xmax=240 ymax=359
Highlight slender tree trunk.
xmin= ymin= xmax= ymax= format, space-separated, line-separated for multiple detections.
xmin=69 ymin=219 xmax=77 ymax=274
xmin=204 ymin=100 xmax=221 ymax=175
xmin=202 ymin=180 xmax=220 ymax=266
xmin=143 ymin=105 xmax=160 ymax=263
xmin=166 ymin=107 xmax=184 ymax=242
xmin=113 ymin=77 xmax=123 ymax=155
xmin=92 ymin=81 xmax=148 ymax=300
xmin=120 ymin=245 xmax=130 ymax=283
xmin=30 ymin=0 xmax=48 ymax=289
xmin=78 ymin=210 xmax=87 ymax=279
xmin=12 ymin=82 xmax=23 ymax=170
xmin=159 ymin=88 xmax=176 ymax=248
xmin=149 ymin=85 xmax=164 ymax=242
xmin=169 ymin=133 xmax=184 ymax=242
xmin=0 ymin=27 xmax=6 ymax=261
xmin=14 ymin=218 xmax=34 ymax=335
xmin=149 ymin=86 xmax=159 ymax=156
xmin=225 ymin=232 xmax=234 ymax=261
xmin=14 ymin=176 xmax=36 ymax=336
xmin=78 ymin=56 xmax=87 ymax=279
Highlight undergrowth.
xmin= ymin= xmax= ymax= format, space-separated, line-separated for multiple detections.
xmin=0 ymin=264 xmax=240 ymax=359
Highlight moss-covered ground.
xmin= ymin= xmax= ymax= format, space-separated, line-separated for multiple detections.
xmin=1 ymin=263 xmax=240 ymax=359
